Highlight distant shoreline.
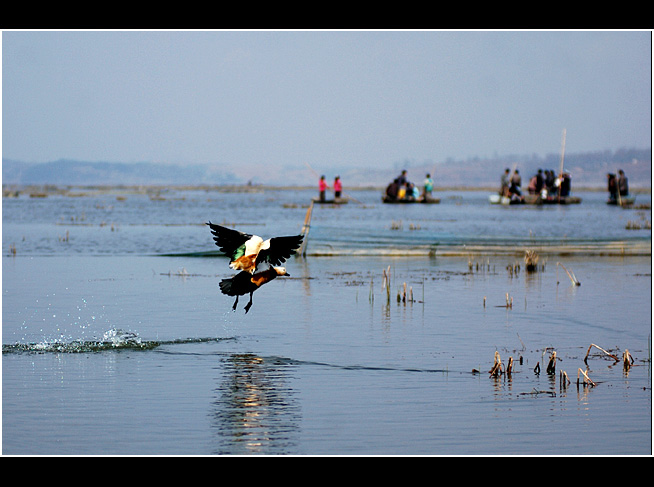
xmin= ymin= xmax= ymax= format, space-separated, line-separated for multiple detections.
xmin=2 ymin=183 xmax=651 ymax=196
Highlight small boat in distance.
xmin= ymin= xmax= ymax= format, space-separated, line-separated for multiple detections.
xmin=607 ymin=195 xmax=636 ymax=207
xmin=382 ymin=195 xmax=441 ymax=204
xmin=312 ymin=197 xmax=349 ymax=205
xmin=489 ymin=193 xmax=581 ymax=205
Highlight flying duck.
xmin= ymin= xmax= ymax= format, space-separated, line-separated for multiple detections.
xmin=206 ymin=222 xmax=303 ymax=273
xmin=219 ymin=265 xmax=290 ymax=313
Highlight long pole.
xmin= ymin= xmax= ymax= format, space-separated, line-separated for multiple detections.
xmin=298 ymin=200 xmax=314 ymax=257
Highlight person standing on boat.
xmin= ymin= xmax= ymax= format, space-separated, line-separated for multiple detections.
xmin=618 ymin=169 xmax=629 ymax=197
xmin=544 ymin=169 xmax=555 ymax=195
xmin=318 ymin=175 xmax=328 ymax=202
xmin=607 ymin=173 xmax=618 ymax=203
xmin=559 ymin=172 xmax=571 ymax=197
xmin=510 ymin=169 xmax=522 ymax=196
xmin=423 ymin=173 xmax=434 ymax=198
xmin=397 ymin=170 xmax=408 ymax=187
xmin=500 ymin=168 xmax=510 ymax=196
xmin=386 ymin=179 xmax=399 ymax=201
xmin=333 ymin=176 xmax=342 ymax=199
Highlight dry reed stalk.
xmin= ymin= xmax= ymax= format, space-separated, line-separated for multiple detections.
xmin=546 ymin=350 xmax=557 ymax=374
xmin=489 ymin=351 xmax=503 ymax=377
xmin=556 ymin=262 xmax=580 ymax=286
xmin=560 ymin=370 xmax=570 ymax=388
xmin=577 ymin=368 xmax=596 ymax=387
xmin=496 ymin=292 xmax=513 ymax=308
xmin=369 ymin=277 xmax=374 ymax=303
xmin=383 ymin=266 xmax=391 ymax=303
xmin=584 ymin=343 xmax=619 ymax=364
xmin=506 ymin=356 xmax=514 ymax=377
xmin=524 ymin=249 xmax=539 ymax=272
xmin=623 ymin=349 xmax=634 ymax=369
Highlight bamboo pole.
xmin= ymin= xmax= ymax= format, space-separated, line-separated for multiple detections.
xmin=298 ymin=200 xmax=314 ymax=257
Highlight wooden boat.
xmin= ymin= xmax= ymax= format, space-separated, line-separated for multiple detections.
xmin=382 ymin=195 xmax=440 ymax=204
xmin=489 ymin=194 xmax=517 ymax=205
xmin=523 ymin=194 xmax=581 ymax=205
xmin=312 ymin=197 xmax=349 ymax=205
xmin=489 ymin=193 xmax=581 ymax=205
xmin=490 ymin=129 xmax=581 ymax=206
xmin=607 ymin=195 xmax=636 ymax=206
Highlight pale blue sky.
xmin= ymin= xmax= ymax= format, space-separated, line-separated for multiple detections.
xmin=2 ymin=30 xmax=651 ymax=173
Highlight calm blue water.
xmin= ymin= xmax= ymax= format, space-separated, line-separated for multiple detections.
xmin=2 ymin=187 xmax=652 ymax=455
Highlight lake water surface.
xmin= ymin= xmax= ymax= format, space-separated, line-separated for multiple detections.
xmin=2 ymin=187 xmax=651 ymax=455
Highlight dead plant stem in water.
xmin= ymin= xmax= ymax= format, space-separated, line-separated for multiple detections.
xmin=557 ymin=262 xmax=580 ymax=286
xmin=584 ymin=343 xmax=619 ymax=364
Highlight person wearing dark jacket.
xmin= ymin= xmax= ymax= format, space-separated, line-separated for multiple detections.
xmin=618 ymin=169 xmax=629 ymax=196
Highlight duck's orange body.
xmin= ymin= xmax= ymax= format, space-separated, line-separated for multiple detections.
xmin=219 ymin=266 xmax=289 ymax=313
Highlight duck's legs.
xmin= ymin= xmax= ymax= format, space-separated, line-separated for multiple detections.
xmin=232 ymin=295 xmax=239 ymax=311
xmin=244 ymin=292 xmax=254 ymax=313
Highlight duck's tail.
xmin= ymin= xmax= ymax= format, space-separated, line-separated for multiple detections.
xmin=219 ymin=276 xmax=236 ymax=296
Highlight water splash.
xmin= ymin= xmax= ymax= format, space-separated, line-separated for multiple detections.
xmin=2 ymin=328 xmax=233 ymax=354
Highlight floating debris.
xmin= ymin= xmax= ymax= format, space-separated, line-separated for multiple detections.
xmin=518 ymin=389 xmax=556 ymax=397
xmin=625 ymin=220 xmax=651 ymax=230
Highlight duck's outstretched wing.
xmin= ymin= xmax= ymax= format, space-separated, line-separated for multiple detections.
xmin=206 ymin=222 xmax=253 ymax=260
xmin=257 ymin=234 xmax=304 ymax=267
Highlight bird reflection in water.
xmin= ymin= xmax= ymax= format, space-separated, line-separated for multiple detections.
xmin=211 ymin=353 xmax=301 ymax=455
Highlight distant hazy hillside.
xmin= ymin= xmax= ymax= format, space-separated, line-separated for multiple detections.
xmin=2 ymin=148 xmax=651 ymax=188
xmin=1 ymin=159 xmax=240 ymax=187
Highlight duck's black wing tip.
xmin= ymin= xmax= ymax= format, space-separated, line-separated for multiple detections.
xmin=258 ymin=234 xmax=304 ymax=266
xmin=206 ymin=222 xmax=252 ymax=255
